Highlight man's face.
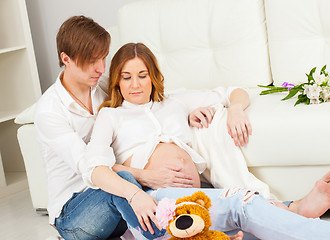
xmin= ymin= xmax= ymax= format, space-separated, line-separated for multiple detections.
xmin=61 ymin=51 xmax=106 ymax=88
xmin=70 ymin=57 xmax=106 ymax=87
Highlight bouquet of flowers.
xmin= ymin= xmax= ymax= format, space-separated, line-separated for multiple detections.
xmin=258 ymin=65 xmax=330 ymax=106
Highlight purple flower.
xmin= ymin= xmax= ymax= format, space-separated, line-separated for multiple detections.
xmin=282 ymin=82 xmax=295 ymax=90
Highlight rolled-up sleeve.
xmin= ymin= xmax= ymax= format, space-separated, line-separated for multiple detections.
xmin=81 ymin=108 xmax=117 ymax=188
xmin=213 ymin=86 xmax=250 ymax=108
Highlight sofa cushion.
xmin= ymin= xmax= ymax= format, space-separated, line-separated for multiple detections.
xmin=242 ymin=88 xmax=330 ymax=167
xmin=265 ymin=0 xmax=330 ymax=86
xmin=110 ymin=0 xmax=272 ymax=90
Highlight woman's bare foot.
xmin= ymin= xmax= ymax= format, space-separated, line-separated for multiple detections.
xmin=269 ymin=199 xmax=290 ymax=211
xmin=229 ymin=231 xmax=243 ymax=240
xmin=290 ymin=171 xmax=330 ymax=218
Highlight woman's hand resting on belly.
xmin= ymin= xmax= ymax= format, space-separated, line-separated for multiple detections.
xmin=121 ymin=143 xmax=201 ymax=189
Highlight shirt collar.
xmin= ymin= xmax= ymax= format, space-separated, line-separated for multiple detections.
xmin=54 ymin=71 xmax=98 ymax=116
xmin=121 ymin=100 xmax=153 ymax=109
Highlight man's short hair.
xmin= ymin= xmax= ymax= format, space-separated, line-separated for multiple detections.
xmin=56 ymin=15 xmax=110 ymax=69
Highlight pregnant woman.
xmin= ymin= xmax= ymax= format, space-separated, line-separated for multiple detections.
xmin=82 ymin=42 xmax=330 ymax=239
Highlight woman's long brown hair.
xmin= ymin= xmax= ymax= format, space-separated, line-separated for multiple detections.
xmin=99 ymin=43 xmax=164 ymax=110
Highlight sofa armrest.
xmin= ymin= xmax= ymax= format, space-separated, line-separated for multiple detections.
xmin=14 ymin=103 xmax=36 ymax=125
xmin=17 ymin=124 xmax=48 ymax=210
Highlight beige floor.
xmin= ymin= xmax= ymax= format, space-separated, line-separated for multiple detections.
xmin=0 ymin=190 xmax=58 ymax=240
xmin=0 ymin=190 xmax=329 ymax=240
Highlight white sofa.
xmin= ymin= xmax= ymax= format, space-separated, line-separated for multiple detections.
xmin=16 ymin=0 xmax=330 ymax=212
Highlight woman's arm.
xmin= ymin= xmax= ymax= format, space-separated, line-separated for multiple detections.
xmin=227 ymin=88 xmax=252 ymax=147
xmin=186 ymin=86 xmax=243 ymax=129
xmin=188 ymin=88 xmax=252 ymax=146
xmin=189 ymin=106 xmax=216 ymax=128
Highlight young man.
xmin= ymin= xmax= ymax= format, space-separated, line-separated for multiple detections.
xmin=34 ymin=16 xmax=131 ymax=239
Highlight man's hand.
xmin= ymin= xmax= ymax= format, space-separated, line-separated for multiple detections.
xmin=112 ymin=164 xmax=194 ymax=189
xmin=227 ymin=104 xmax=252 ymax=147
xmin=189 ymin=107 xmax=216 ymax=128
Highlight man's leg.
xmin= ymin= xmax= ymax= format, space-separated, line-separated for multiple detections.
xmin=55 ymin=171 xmax=165 ymax=240
xmin=55 ymin=188 xmax=125 ymax=240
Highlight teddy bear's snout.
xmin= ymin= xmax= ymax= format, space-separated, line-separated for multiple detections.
xmin=176 ymin=215 xmax=193 ymax=230
xmin=169 ymin=214 xmax=205 ymax=238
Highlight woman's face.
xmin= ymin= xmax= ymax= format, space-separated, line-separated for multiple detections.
xmin=119 ymin=57 xmax=152 ymax=105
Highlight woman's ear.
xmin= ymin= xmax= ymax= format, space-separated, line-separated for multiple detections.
xmin=60 ymin=52 xmax=71 ymax=66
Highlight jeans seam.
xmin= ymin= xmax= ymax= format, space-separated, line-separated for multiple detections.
xmin=57 ymin=193 xmax=78 ymax=220
xmin=57 ymin=227 xmax=103 ymax=240
xmin=61 ymin=189 xmax=98 ymax=220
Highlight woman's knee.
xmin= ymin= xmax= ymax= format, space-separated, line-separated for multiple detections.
xmin=220 ymin=188 xmax=262 ymax=204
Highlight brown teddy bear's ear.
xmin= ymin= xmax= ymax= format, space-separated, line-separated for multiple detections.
xmin=176 ymin=191 xmax=212 ymax=210
xmin=196 ymin=199 xmax=205 ymax=207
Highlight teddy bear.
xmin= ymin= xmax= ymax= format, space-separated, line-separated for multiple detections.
xmin=156 ymin=191 xmax=230 ymax=240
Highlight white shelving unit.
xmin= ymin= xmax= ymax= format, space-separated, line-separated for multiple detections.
xmin=0 ymin=0 xmax=41 ymax=198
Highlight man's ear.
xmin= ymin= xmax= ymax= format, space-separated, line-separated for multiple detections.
xmin=60 ymin=52 xmax=71 ymax=66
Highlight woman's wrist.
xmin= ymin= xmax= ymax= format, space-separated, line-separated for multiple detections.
xmin=127 ymin=188 xmax=141 ymax=204
xmin=228 ymin=103 xmax=244 ymax=110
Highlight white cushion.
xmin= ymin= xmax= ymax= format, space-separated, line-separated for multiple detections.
xmin=265 ymin=0 xmax=330 ymax=86
xmin=14 ymin=103 xmax=36 ymax=124
xmin=110 ymin=0 xmax=272 ymax=90
xmin=243 ymin=88 xmax=330 ymax=167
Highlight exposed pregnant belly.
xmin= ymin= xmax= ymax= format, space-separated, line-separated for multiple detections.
xmin=124 ymin=142 xmax=200 ymax=188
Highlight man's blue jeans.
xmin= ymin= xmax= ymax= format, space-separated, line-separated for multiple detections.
xmin=54 ymin=171 xmax=165 ymax=240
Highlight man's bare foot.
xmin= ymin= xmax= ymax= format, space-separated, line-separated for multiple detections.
xmin=229 ymin=231 xmax=243 ymax=240
xmin=290 ymin=171 xmax=330 ymax=218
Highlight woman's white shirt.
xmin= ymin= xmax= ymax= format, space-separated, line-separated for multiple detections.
xmin=83 ymin=86 xmax=241 ymax=187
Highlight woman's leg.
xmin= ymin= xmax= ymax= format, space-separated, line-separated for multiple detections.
xmin=152 ymin=187 xmax=330 ymax=240
xmin=55 ymin=171 xmax=165 ymax=240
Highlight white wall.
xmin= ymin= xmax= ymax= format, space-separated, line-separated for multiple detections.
xmin=25 ymin=0 xmax=139 ymax=92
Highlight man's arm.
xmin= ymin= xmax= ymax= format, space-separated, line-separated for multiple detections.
xmin=35 ymin=111 xmax=88 ymax=173
xmin=112 ymin=163 xmax=194 ymax=189
xmin=91 ymin=165 xmax=161 ymax=234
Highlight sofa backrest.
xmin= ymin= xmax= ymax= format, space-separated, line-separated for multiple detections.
xmin=265 ymin=0 xmax=330 ymax=86
xmin=108 ymin=0 xmax=272 ymax=91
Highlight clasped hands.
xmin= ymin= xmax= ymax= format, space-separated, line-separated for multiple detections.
xmin=189 ymin=105 xmax=252 ymax=147
xmin=129 ymin=163 xmax=193 ymax=235
xmin=142 ymin=164 xmax=194 ymax=189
